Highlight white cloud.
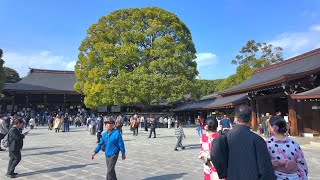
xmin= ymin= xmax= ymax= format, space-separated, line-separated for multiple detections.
xmin=3 ymin=51 xmax=76 ymax=77
xmin=195 ymin=52 xmax=219 ymax=79
xmin=269 ymin=24 xmax=320 ymax=57
xmin=310 ymin=24 xmax=320 ymax=32
xmin=195 ymin=53 xmax=218 ymax=67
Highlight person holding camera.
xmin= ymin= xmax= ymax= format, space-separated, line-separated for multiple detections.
xmin=6 ymin=118 xmax=29 ymax=178
xmin=198 ymin=117 xmax=222 ymax=180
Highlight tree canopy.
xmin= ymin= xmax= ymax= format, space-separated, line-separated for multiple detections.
xmin=75 ymin=7 xmax=198 ymax=108
xmin=0 ymin=49 xmax=5 ymax=93
xmin=217 ymin=40 xmax=283 ymax=91
xmin=4 ymin=67 xmax=21 ymax=83
xmin=194 ymin=79 xmax=224 ymax=98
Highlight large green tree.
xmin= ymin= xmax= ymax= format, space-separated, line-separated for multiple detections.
xmin=217 ymin=40 xmax=283 ymax=90
xmin=194 ymin=79 xmax=224 ymax=98
xmin=75 ymin=7 xmax=198 ymax=108
xmin=4 ymin=67 xmax=21 ymax=83
xmin=0 ymin=49 xmax=5 ymax=93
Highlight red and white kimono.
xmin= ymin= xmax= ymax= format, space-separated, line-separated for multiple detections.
xmin=198 ymin=132 xmax=223 ymax=180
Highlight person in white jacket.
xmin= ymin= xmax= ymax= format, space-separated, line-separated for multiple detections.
xmin=168 ymin=117 xmax=172 ymax=129
xmin=0 ymin=116 xmax=9 ymax=151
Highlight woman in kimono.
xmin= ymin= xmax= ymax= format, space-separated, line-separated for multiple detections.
xmin=266 ymin=116 xmax=308 ymax=180
xmin=198 ymin=117 xmax=223 ymax=180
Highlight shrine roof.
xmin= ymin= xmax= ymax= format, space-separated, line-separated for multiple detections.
xmin=4 ymin=68 xmax=77 ymax=92
xmin=291 ymin=86 xmax=320 ymax=99
xmin=172 ymin=93 xmax=247 ymax=111
xmin=220 ymin=48 xmax=320 ymax=96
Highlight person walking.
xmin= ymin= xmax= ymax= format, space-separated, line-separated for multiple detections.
xmin=53 ymin=115 xmax=61 ymax=133
xmin=29 ymin=116 xmax=35 ymax=129
xmin=266 ymin=116 xmax=308 ymax=179
xmin=196 ymin=118 xmax=203 ymax=136
xmin=92 ymin=120 xmax=126 ymax=180
xmin=219 ymin=115 xmax=232 ymax=134
xmin=199 ymin=117 xmax=222 ymax=180
xmin=115 ymin=117 xmax=123 ymax=134
xmin=0 ymin=116 xmax=9 ymax=151
xmin=6 ymin=119 xmax=29 ymax=178
xmin=220 ymin=105 xmax=276 ymax=180
xmin=148 ymin=117 xmax=156 ymax=138
xmin=63 ymin=114 xmax=70 ymax=132
xmin=97 ymin=116 xmax=104 ymax=143
xmin=174 ymin=121 xmax=185 ymax=151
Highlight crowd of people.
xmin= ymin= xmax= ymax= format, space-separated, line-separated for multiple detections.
xmin=0 ymin=106 xmax=310 ymax=180
xmin=198 ymin=105 xmax=308 ymax=180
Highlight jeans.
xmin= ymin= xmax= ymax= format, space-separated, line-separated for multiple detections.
xmin=64 ymin=123 xmax=69 ymax=132
xmin=175 ymin=136 xmax=184 ymax=149
xmin=197 ymin=125 xmax=203 ymax=136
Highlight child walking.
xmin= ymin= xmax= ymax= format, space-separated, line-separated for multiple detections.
xmin=174 ymin=121 xmax=186 ymax=151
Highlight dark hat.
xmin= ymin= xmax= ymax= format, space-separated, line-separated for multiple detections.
xmin=105 ymin=120 xmax=115 ymax=124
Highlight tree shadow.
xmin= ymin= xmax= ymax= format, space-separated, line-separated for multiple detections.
xmin=22 ymin=146 xmax=58 ymax=151
xmin=24 ymin=150 xmax=74 ymax=157
xmin=142 ymin=173 xmax=188 ymax=180
xmin=18 ymin=163 xmax=98 ymax=177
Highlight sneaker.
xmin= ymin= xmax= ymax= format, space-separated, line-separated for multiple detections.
xmin=181 ymin=147 xmax=185 ymax=150
xmin=174 ymin=148 xmax=178 ymax=151
xmin=0 ymin=149 xmax=5 ymax=151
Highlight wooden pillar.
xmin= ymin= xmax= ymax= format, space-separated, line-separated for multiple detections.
xmin=44 ymin=94 xmax=47 ymax=110
xmin=288 ymin=97 xmax=298 ymax=136
xmin=250 ymin=99 xmax=258 ymax=131
xmin=11 ymin=93 xmax=15 ymax=112
xmin=256 ymin=100 xmax=261 ymax=124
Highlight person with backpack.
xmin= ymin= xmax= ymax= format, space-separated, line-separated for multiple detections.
xmin=92 ymin=119 xmax=126 ymax=180
xmin=0 ymin=115 xmax=9 ymax=151
xmin=198 ymin=117 xmax=221 ymax=180
xmin=6 ymin=118 xmax=29 ymax=178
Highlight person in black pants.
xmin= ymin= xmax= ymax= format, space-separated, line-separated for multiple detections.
xmin=96 ymin=116 xmax=104 ymax=143
xmin=148 ymin=117 xmax=156 ymax=138
xmin=7 ymin=118 xmax=28 ymax=178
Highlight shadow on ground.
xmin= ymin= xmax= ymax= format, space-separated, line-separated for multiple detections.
xmin=184 ymin=144 xmax=200 ymax=150
xmin=22 ymin=146 xmax=57 ymax=151
xmin=18 ymin=163 xmax=98 ymax=177
xmin=142 ymin=173 xmax=187 ymax=180
xmin=24 ymin=150 xmax=74 ymax=157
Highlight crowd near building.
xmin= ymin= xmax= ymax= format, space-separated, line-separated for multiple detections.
xmin=1 ymin=48 xmax=320 ymax=137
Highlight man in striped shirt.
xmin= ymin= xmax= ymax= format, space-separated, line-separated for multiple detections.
xmin=174 ymin=121 xmax=186 ymax=151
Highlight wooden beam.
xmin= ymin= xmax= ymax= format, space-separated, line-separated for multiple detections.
xmin=250 ymin=99 xmax=258 ymax=131
xmin=288 ymin=97 xmax=298 ymax=136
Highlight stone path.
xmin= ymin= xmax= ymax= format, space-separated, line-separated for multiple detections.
xmin=0 ymin=126 xmax=319 ymax=179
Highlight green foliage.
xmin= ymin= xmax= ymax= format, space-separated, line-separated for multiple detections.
xmin=231 ymin=40 xmax=283 ymax=69
xmin=217 ymin=40 xmax=283 ymax=91
xmin=75 ymin=7 xmax=198 ymax=108
xmin=4 ymin=67 xmax=21 ymax=83
xmin=194 ymin=79 xmax=224 ymax=98
xmin=0 ymin=49 xmax=5 ymax=93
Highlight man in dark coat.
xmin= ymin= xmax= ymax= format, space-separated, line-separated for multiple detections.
xmin=148 ymin=117 xmax=156 ymax=138
xmin=6 ymin=118 xmax=28 ymax=178
xmin=96 ymin=116 xmax=104 ymax=143
xmin=226 ymin=105 xmax=276 ymax=180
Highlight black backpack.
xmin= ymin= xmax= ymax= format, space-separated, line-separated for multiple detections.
xmin=210 ymin=133 xmax=229 ymax=179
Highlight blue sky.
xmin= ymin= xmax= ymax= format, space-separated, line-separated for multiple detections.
xmin=1 ymin=0 xmax=320 ymax=79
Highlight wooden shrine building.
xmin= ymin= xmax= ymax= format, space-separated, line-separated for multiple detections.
xmin=1 ymin=68 xmax=83 ymax=112
xmin=220 ymin=48 xmax=320 ymax=136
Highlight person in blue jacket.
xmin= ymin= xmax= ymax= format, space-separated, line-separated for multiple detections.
xmin=92 ymin=119 xmax=126 ymax=180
